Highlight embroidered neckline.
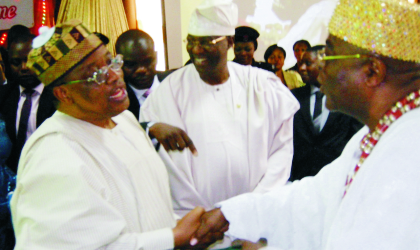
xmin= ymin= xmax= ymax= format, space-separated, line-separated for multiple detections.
xmin=343 ymin=89 xmax=420 ymax=197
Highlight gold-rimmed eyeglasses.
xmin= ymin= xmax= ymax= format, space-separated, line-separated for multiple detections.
xmin=317 ymin=52 xmax=368 ymax=61
xmin=63 ymin=54 xmax=124 ymax=86
xmin=184 ymin=36 xmax=226 ymax=50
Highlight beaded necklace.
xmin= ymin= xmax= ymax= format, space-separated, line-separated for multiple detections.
xmin=343 ymin=89 xmax=420 ymax=197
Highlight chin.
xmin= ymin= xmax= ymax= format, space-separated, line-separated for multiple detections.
xmin=18 ymin=76 xmax=41 ymax=89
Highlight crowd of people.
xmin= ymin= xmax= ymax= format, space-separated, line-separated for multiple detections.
xmin=0 ymin=0 xmax=419 ymax=249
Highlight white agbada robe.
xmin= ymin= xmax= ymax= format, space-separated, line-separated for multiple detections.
xmin=11 ymin=111 xmax=177 ymax=250
xmin=140 ymin=62 xmax=299 ymax=216
xmin=218 ymin=107 xmax=420 ymax=250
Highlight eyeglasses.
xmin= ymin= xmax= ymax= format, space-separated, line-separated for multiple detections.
xmin=317 ymin=51 xmax=367 ymax=61
xmin=64 ymin=54 xmax=124 ymax=86
xmin=184 ymin=36 xmax=226 ymax=50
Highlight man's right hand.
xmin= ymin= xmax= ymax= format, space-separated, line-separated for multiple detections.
xmin=190 ymin=208 xmax=229 ymax=247
xmin=149 ymin=123 xmax=198 ymax=156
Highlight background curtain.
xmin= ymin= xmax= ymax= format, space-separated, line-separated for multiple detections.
xmin=57 ymin=0 xmax=129 ymax=55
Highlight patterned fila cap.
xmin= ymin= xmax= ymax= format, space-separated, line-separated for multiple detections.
xmin=27 ymin=19 xmax=103 ymax=86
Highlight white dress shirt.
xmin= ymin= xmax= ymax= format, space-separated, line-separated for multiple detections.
xmin=310 ymin=85 xmax=329 ymax=131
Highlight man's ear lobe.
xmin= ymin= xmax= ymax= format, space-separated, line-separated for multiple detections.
xmin=53 ymin=86 xmax=73 ymax=104
xmin=365 ymin=57 xmax=386 ymax=87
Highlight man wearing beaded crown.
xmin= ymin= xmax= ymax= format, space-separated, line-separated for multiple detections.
xmin=191 ymin=0 xmax=420 ymax=249
xmin=140 ymin=0 xmax=299 ymax=247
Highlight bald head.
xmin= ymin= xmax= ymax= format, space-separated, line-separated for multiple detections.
xmin=116 ymin=30 xmax=157 ymax=89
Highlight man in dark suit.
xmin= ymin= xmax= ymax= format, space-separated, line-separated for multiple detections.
xmin=0 ymin=33 xmax=55 ymax=173
xmin=290 ymin=45 xmax=362 ymax=181
xmin=115 ymin=30 xmax=174 ymax=120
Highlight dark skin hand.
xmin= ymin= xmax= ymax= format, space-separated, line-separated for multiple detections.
xmin=173 ymin=207 xmax=205 ymax=248
xmin=174 ymin=207 xmax=225 ymax=250
xmin=149 ymin=123 xmax=198 ymax=156
xmin=190 ymin=208 xmax=229 ymax=248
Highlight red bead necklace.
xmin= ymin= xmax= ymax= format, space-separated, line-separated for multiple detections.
xmin=343 ymin=89 xmax=420 ymax=197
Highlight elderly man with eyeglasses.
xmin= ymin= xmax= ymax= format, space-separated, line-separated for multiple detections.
xmin=10 ymin=19 xmax=220 ymax=250
xmin=140 ymin=0 xmax=299 ymax=248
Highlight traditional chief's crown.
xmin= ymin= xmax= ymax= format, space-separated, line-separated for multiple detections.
xmin=329 ymin=0 xmax=420 ymax=63
xmin=27 ymin=19 xmax=102 ymax=86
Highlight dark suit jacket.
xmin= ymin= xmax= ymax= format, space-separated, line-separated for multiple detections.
xmin=0 ymin=83 xmax=56 ymax=173
xmin=127 ymin=70 xmax=175 ymax=120
xmin=290 ymin=84 xmax=363 ymax=181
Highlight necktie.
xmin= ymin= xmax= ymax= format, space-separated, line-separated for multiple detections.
xmin=16 ymin=89 xmax=35 ymax=154
xmin=142 ymin=89 xmax=151 ymax=98
xmin=313 ymin=91 xmax=324 ymax=132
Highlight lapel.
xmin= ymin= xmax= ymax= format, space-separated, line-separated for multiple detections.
xmin=295 ymin=85 xmax=318 ymax=135
xmin=319 ymin=111 xmax=339 ymax=135
xmin=126 ymin=84 xmax=140 ymax=120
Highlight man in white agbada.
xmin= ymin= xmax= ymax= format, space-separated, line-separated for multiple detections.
xmin=10 ymin=19 xmax=222 ymax=250
xmin=191 ymin=0 xmax=420 ymax=249
xmin=140 ymin=0 xmax=298 ymax=219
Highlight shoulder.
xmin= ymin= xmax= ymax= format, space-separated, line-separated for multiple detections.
xmin=114 ymin=110 xmax=142 ymax=130
xmin=291 ymin=84 xmax=310 ymax=97
xmin=156 ymin=69 xmax=177 ymax=82
xmin=158 ymin=65 xmax=196 ymax=86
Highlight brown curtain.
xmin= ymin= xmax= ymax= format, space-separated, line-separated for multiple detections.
xmin=57 ymin=0 xmax=129 ymax=55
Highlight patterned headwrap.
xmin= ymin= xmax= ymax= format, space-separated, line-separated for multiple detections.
xmin=27 ymin=19 xmax=103 ymax=86
xmin=329 ymin=0 xmax=420 ymax=63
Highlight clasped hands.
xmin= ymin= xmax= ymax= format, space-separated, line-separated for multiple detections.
xmin=173 ymin=207 xmax=229 ymax=249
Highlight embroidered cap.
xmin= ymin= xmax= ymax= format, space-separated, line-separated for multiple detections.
xmin=329 ymin=0 xmax=420 ymax=63
xmin=188 ymin=0 xmax=238 ymax=36
xmin=27 ymin=19 xmax=103 ymax=86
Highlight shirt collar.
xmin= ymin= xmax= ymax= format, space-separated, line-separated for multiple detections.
xmin=310 ymin=84 xmax=320 ymax=95
xmin=19 ymin=82 xmax=44 ymax=96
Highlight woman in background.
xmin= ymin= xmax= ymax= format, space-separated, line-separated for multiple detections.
xmin=264 ymin=44 xmax=305 ymax=90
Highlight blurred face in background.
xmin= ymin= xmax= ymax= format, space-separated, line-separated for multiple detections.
xmin=293 ymin=42 xmax=309 ymax=63
xmin=234 ymin=41 xmax=255 ymax=65
xmin=267 ymin=48 xmax=285 ymax=71
xmin=9 ymin=40 xmax=41 ymax=89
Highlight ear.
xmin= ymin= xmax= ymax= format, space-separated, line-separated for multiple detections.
xmin=53 ymin=85 xmax=73 ymax=104
xmin=363 ymin=57 xmax=386 ymax=87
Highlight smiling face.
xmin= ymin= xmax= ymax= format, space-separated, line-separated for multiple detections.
xmin=56 ymin=45 xmax=129 ymax=125
xmin=267 ymin=48 xmax=285 ymax=71
xmin=186 ymin=35 xmax=231 ymax=75
xmin=233 ymin=41 xmax=255 ymax=65
xmin=298 ymin=51 xmax=322 ymax=87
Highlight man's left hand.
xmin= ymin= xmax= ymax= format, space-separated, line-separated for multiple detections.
xmin=149 ymin=123 xmax=198 ymax=156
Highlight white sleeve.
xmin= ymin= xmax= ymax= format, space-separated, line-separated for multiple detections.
xmin=217 ymin=127 xmax=366 ymax=249
xmin=253 ymin=115 xmax=295 ymax=193
xmin=253 ymin=73 xmax=299 ymax=193
xmin=218 ymin=159 xmax=346 ymax=249
xmin=11 ymin=134 xmax=174 ymax=250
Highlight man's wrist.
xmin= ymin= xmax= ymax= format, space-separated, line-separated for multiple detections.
xmin=146 ymin=121 xmax=157 ymax=137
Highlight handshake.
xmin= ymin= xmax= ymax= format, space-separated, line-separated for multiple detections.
xmin=173 ymin=207 xmax=229 ymax=249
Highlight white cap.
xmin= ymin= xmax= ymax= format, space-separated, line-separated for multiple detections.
xmin=188 ymin=0 xmax=238 ymax=36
